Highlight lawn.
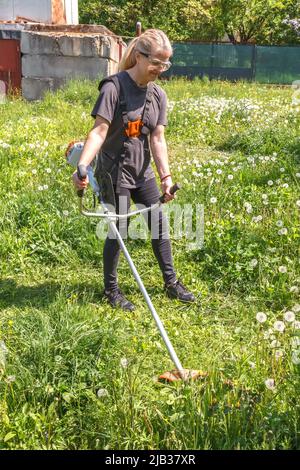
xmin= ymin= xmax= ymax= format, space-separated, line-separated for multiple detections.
xmin=0 ymin=77 xmax=299 ymax=449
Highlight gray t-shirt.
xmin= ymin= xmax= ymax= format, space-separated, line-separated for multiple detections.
xmin=91 ymin=71 xmax=167 ymax=188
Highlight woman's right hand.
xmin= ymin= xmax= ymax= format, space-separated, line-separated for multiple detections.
xmin=72 ymin=170 xmax=89 ymax=190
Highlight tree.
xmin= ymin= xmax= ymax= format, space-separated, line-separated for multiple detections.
xmin=211 ymin=0 xmax=300 ymax=44
xmin=78 ymin=0 xmax=300 ymax=44
xmin=78 ymin=0 xmax=218 ymax=40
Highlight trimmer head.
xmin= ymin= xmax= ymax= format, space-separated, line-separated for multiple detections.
xmin=158 ymin=369 xmax=208 ymax=383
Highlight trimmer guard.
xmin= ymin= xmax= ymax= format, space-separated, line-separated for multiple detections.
xmin=158 ymin=369 xmax=208 ymax=383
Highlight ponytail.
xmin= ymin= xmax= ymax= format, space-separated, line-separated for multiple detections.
xmin=118 ymin=37 xmax=139 ymax=71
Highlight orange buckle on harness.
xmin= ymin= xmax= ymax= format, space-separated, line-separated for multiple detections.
xmin=125 ymin=119 xmax=143 ymax=138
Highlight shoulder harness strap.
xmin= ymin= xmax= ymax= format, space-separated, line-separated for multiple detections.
xmin=98 ymin=72 xmax=129 ymax=129
xmin=97 ymin=73 xmax=127 ymax=194
xmin=140 ymin=82 xmax=154 ymax=136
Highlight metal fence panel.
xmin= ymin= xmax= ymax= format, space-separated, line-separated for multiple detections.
xmin=163 ymin=42 xmax=300 ymax=84
xmin=172 ymin=42 xmax=212 ymax=67
xmin=213 ymin=43 xmax=253 ymax=68
xmin=256 ymin=46 xmax=300 ymax=84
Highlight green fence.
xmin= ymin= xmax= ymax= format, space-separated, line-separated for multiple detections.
xmin=163 ymin=43 xmax=300 ymax=84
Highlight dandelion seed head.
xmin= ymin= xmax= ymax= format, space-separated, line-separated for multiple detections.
xmin=275 ymin=350 xmax=284 ymax=359
xmin=0 ymin=341 xmax=8 ymax=354
xmin=256 ymin=312 xmax=267 ymax=323
xmin=284 ymin=311 xmax=295 ymax=322
xmin=120 ymin=358 xmax=129 ymax=368
xmin=292 ymin=351 xmax=300 ymax=365
xmin=278 ymin=266 xmax=287 ymax=274
xmin=97 ymin=388 xmax=108 ymax=398
xmin=292 ymin=321 xmax=300 ymax=330
xmin=291 ymin=337 xmax=300 ymax=347
xmin=244 ymin=202 xmax=252 ymax=213
xmin=274 ymin=320 xmax=285 ymax=332
xmin=265 ymin=378 xmax=276 ymax=390
xmin=6 ymin=375 xmax=16 ymax=383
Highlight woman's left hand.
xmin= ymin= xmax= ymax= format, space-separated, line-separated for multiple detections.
xmin=160 ymin=176 xmax=175 ymax=203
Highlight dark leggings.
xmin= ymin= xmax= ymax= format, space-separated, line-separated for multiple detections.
xmin=103 ymin=177 xmax=176 ymax=291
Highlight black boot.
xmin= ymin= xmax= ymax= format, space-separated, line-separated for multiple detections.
xmin=165 ymin=280 xmax=195 ymax=302
xmin=104 ymin=288 xmax=135 ymax=312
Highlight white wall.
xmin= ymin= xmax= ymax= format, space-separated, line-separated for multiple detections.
xmin=0 ymin=0 xmax=14 ymax=20
xmin=0 ymin=0 xmax=52 ymax=22
xmin=0 ymin=0 xmax=78 ymax=24
xmin=64 ymin=0 xmax=78 ymax=25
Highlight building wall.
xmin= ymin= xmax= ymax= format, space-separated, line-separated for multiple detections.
xmin=0 ymin=0 xmax=78 ymax=24
xmin=21 ymin=27 xmax=125 ymax=100
xmin=0 ymin=22 xmax=126 ymax=100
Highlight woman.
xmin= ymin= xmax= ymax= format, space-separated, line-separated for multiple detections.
xmin=73 ymin=29 xmax=195 ymax=311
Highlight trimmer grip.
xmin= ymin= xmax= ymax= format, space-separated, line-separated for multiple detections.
xmin=77 ymin=164 xmax=87 ymax=198
xmin=170 ymin=183 xmax=181 ymax=195
xmin=159 ymin=183 xmax=181 ymax=203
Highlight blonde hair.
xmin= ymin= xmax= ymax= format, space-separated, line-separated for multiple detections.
xmin=119 ymin=29 xmax=172 ymax=71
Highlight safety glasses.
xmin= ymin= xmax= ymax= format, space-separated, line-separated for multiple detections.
xmin=139 ymin=52 xmax=172 ymax=71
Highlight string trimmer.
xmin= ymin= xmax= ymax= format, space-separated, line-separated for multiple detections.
xmin=67 ymin=143 xmax=206 ymax=382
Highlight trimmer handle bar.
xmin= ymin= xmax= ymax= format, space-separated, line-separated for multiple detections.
xmin=76 ymin=164 xmax=180 ymax=206
xmin=77 ymin=164 xmax=88 ymax=198
xmin=159 ymin=182 xmax=180 ymax=203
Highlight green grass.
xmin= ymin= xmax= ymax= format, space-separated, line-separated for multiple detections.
xmin=0 ymin=78 xmax=299 ymax=449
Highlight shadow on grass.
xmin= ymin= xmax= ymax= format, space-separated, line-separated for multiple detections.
xmin=0 ymin=277 xmax=193 ymax=314
xmin=0 ymin=278 xmax=108 ymax=310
